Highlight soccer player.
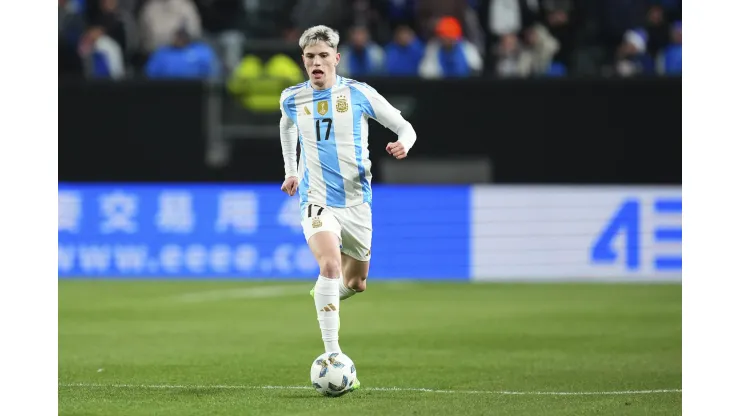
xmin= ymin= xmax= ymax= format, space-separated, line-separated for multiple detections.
xmin=278 ymin=24 xmax=417 ymax=379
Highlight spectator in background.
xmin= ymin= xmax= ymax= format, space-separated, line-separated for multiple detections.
xmin=485 ymin=0 xmax=539 ymax=38
xmin=145 ymin=25 xmax=219 ymax=79
xmin=656 ymin=21 xmax=681 ymax=75
xmin=494 ymin=33 xmax=531 ymax=77
xmin=462 ymin=0 xmax=487 ymax=56
xmin=338 ymin=26 xmax=386 ymax=78
xmin=419 ymin=16 xmax=483 ymax=78
xmin=615 ymin=28 xmax=653 ymax=77
xmin=385 ymin=25 xmax=425 ymax=76
xmin=59 ymin=0 xmax=86 ymax=44
xmin=523 ymin=23 xmax=561 ymax=75
xmin=645 ymin=1 xmax=671 ymax=60
xmin=89 ymin=0 xmax=138 ymax=59
xmin=78 ymin=26 xmax=126 ymax=79
xmin=480 ymin=0 xmax=538 ymax=74
xmin=386 ymin=0 xmax=418 ymax=29
xmin=492 ymin=22 xmax=560 ymax=78
xmin=417 ymin=0 xmax=485 ymax=56
xmin=59 ymin=0 xmax=87 ymax=75
xmin=139 ymin=0 xmax=202 ymax=55
xmin=196 ymin=0 xmax=246 ymax=74
xmin=352 ymin=0 xmax=393 ymax=44
xmin=416 ymin=0 xmax=468 ymax=39
xmin=597 ymin=0 xmax=647 ymax=54
xmin=540 ymin=0 xmax=575 ymax=70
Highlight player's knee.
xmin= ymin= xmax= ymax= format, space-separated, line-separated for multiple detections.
xmin=352 ymin=280 xmax=366 ymax=293
xmin=318 ymin=256 xmax=342 ymax=279
xmin=348 ymin=276 xmax=367 ymax=292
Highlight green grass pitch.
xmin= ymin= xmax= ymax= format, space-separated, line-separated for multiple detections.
xmin=59 ymin=280 xmax=681 ymax=415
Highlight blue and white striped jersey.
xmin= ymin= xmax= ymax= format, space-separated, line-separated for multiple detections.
xmin=279 ymin=76 xmax=416 ymax=210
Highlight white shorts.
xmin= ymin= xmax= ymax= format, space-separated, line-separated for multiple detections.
xmin=301 ymin=202 xmax=372 ymax=262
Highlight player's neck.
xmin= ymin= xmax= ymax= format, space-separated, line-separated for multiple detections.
xmin=310 ymin=75 xmax=338 ymax=91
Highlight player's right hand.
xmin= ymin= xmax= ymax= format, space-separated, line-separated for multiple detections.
xmin=281 ymin=176 xmax=299 ymax=196
xmin=386 ymin=141 xmax=408 ymax=159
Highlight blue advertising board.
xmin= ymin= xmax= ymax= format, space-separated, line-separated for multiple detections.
xmin=59 ymin=184 xmax=680 ymax=281
xmin=58 ymin=184 xmax=471 ymax=279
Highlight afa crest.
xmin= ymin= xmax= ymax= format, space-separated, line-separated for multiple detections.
xmin=335 ymin=96 xmax=349 ymax=113
xmin=312 ymin=216 xmax=323 ymax=228
xmin=317 ymin=101 xmax=329 ymax=116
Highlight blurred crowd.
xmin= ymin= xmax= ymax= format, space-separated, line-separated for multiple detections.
xmin=59 ymin=0 xmax=682 ymax=81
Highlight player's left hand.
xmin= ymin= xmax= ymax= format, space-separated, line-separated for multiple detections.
xmin=386 ymin=142 xmax=407 ymax=160
xmin=281 ymin=176 xmax=299 ymax=196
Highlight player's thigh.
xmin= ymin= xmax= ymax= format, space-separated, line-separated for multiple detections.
xmin=302 ymin=204 xmax=343 ymax=274
xmin=335 ymin=203 xmax=372 ymax=263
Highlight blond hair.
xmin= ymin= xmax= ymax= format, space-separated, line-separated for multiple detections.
xmin=299 ymin=25 xmax=340 ymax=50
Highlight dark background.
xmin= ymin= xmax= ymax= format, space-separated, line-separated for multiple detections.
xmin=58 ymin=76 xmax=681 ymax=184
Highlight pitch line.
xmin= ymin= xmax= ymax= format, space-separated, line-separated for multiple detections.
xmin=59 ymin=383 xmax=681 ymax=396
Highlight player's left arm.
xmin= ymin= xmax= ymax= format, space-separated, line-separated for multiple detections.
xmin=279 ymin=91 xmax=299 ymax=196
xmin=367 ymin=92 xmax=417 ymax=160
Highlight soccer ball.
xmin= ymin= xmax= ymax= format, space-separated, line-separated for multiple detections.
xmin=310 ymin=352 xmax=357 ymax=397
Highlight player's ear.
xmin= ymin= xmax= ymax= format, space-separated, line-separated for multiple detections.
xmin=335 ymin=51 xmax=341 ymax=66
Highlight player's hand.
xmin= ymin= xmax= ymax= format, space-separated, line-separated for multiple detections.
xmin=281 ymin=176 xmax=299 ymax=196
xmin=386 ymin=142 xmax=408 ymax=159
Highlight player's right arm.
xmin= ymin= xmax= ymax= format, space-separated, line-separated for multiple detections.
xmin=279 ymin=90 xmax=299 ymax=196
xmin=358 ymin=86 xmax=417 ymax=160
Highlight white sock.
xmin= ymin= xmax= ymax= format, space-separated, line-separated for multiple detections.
xmin=314 ymin=275 xmax=341 ymax=353
xmin=339 ymin=278 xmax=356 ymax=301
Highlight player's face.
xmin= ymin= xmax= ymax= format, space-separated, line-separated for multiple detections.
xmin=302 ymin=42 xmax=340 ymax=89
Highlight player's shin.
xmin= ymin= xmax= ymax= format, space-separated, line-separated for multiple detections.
xmin=314 ymin=275 xmax=341 ymax=353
